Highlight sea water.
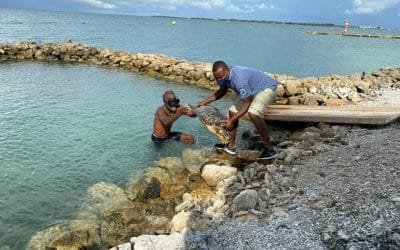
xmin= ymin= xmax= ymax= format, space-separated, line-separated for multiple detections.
xmin=0 ymin=8 xmax=399 ymax=249
xmin=1 ymin=8 xmax=399 ymax=77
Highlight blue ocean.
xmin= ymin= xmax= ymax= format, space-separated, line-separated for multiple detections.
xmin=0 ymin=8 xmax=399 ymax=249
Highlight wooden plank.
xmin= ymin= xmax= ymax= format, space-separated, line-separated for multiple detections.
xmin=243 ymin=105 xmax=400 ymax=125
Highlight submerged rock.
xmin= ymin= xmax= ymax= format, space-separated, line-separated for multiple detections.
xmin=126 ymin=177 xmax=161 ymax=201
xmin=28 ymin=220 xmax=101 ymax=250
xmin=78 ymin=182 xmax=131 ymax=218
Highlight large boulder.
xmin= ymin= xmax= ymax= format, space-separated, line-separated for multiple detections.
xmin=181 ymin=148 xmax=214 ymax=175
xmin=131 ymin=232 xmax=186 ymax=250
xmin=126 ymin=177 xmax=161 ymax=201
xmin=28 ymin=220 xmax=101 ymax=250
xmin=201 ymin=164 xmax=237 ymax=187
xmin=78 ymin=182 xmax=130 ymax=218
xmin=170 ymin=211 xmax=207 ymax=233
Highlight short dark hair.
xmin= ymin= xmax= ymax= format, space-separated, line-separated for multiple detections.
xmin=212 ymin=61 xmax=228 ymax=73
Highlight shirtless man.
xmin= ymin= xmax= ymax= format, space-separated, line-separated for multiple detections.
xmin=152 ymin=90 xmax=196 ymax=144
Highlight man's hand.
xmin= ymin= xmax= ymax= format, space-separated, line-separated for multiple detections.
xmin=182 ymin=106 xmax=196 ymax=117
xmin=196 ymin=100 xmax=208 ymax=107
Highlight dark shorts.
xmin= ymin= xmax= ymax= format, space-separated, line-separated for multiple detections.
xmin=151 ymin=132 xmax=182 ymax=143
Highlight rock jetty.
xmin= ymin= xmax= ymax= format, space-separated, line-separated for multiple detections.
xmin=1 ymin=41 xmax=400 ymax=107
xmin=304 ymin=31 xmax=400 ymax=39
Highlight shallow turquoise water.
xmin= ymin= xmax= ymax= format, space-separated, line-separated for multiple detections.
xmin=0 ymin=61 xmax=238 ymax=249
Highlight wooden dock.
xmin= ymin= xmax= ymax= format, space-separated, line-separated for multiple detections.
xmin=254 ymin=105 xmax=400 ymax=125
xmin=304 ymin=31 xmax=400 ymax=39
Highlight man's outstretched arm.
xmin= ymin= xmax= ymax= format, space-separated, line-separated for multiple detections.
xmin=196 ymin=86 xmax=228 ymax=107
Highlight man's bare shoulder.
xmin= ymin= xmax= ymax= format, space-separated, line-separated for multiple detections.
xmin=155 ymin=105 xmax=165 ymax=115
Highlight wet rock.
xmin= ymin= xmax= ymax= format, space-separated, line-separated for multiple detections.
xmin=145 ymin=159 xmax=191 ymax=199
xmin=126 ymin=177 xmax=161 ymax=201
xmin=182 ymin=148 xmax=214 ymax=175
xmin=79 ymin=182 xmax=130 ymax=218
xmin=121 ymin=202 xmax=148 ymax=224
xmin=28 ymin=220 xmax=101 ymax=250
xmin=146 ymin=198 xmax=176 ymax=216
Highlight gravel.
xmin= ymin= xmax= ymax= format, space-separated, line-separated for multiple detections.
xmin=187 ymin=120 xmax=400 ymax=249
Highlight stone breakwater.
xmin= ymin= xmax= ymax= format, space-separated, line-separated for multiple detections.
xmin=1 ymin=41 xmax=400 ymax=106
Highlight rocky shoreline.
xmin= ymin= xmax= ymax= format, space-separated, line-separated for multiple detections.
xmin=1 ymin=41 xmax=400 ymax=107
xmin=1 ymin=41 xmax=398 ymax=249
xmin=27 ymin=119 xmax=400 ymax=249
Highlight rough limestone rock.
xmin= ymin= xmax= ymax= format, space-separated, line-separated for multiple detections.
xmin=79 ymin=182 xmax=130 ymax=218
xmin=126 ymin=176 xmax=161 ymax=201
xmin=285 ymin=80 xmax=302 ymax=96
xmin=181 ymin=148 xmax=214 ymax=175
xmin=131 ymin=233 xmax=186 ymax=250
xmin=171 ymin=211 xmax=191 ymax=233
xmin=232 ymin=189 xmax=258 ymax=211
xmin=170 ymin=211 xmax=208 ymax=233
xmin=28 ymin=220 xmax=101 ymax=250
xmin=201 ymin=164 xmax=237 ymax=187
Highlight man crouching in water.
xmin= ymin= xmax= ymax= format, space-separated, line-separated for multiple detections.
xmin=152 ymin=90 xmax=196 ymax=144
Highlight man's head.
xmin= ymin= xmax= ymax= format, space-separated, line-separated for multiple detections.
xmin=212 ymin=61 xmax=230 ymax=85
xmin=163 ymin=90 xmax=180 ymax=111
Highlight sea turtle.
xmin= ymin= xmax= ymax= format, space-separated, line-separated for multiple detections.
xmin=186 ymin=105 xmax=230 ymax=144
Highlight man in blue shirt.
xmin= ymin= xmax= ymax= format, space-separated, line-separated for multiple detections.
xmin=196 ymin=60 xmax=278 ymax=160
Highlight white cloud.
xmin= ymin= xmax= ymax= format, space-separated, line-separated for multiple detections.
xmin=225 ymin=1 xmax=275 ymax=13
xmin=79 ymin=0 xmax=276 ymax=12
xmin=350 ymin=0 xmax=400 ymax=14
xmin=113 ymin=0 xmax=226 ymax=10
xmin=256 ymin=3 xmax=275 ymax=10
xmin=75 ymin=0 xmax=117 ymax=9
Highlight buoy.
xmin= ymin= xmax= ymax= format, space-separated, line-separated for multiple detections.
xmin=172 ymin=20 xmax=176 ymax=25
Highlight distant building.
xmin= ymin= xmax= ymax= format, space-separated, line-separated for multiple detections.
xmin=343 ymin=20 xmax=350 ymax=33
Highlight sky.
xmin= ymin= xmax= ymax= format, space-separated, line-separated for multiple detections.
xmin=1 ymin=0 xmax=400 ymax=30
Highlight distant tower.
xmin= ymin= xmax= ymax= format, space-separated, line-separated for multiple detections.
xmin=343 ymin=20 xmax=350 ymax=33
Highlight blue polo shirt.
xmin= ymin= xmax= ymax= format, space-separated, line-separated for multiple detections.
xmin=218 ymin=66 xmax=277 ymax=100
